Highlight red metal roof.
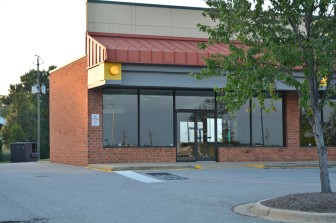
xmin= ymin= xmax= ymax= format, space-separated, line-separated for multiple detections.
xmin=86 ymin=32 xmax=233 ymax=68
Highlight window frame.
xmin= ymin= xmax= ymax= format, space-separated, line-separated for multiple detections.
xmin=216 ymin=93 xmax=285 ymax=147
xmin=102 ymin=88 xmax=285 ymax=148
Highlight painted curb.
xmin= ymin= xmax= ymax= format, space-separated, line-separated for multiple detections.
xmin=86 ymin=166 xmax=113 ymax=172
xmin=195 ymin=165 xmax=203 ymax=169
xmin=234 ymin=201 xmax=336 ymax=223
xmin=245 ymin=164 xmax=265 ymax=169
xmin=245 ymin=164 xmax=336 ymax=169
xmin=87 ymin=164 xmax=195 ymax=172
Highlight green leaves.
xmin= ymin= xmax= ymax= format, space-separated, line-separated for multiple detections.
xmin=198 ymin=0 xmax=335 ymax=114
xmin=199 ymin=0 xmax=335 ymax=193
xmin=0 ymin=66 xmax=54 ymax=159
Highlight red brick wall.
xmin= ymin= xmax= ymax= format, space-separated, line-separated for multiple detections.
xmin=50 ymin=56 xmax=89 ymax=166
xmin=51 ymin=74 xmax=336 ymax=164
xmin=88 ymin=89 xmax=176 ymax=163
xmin=218 ymin=92 xmax=336 ymax=162
xmin=89 ymin=147 xmax=176 ymax=163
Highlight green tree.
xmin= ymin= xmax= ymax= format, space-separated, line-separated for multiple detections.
xmin=9 ymin=123 xmax=26 ymax=143
xmin=198 ymin=0 xmax=335 ymax=193
xmin=0 ymin=66 xmax=55 ymax=159
xmin=0 ymin=105 xmax=6 ymax=161
xmin=0 ymin=103 xmax=9 ymax=118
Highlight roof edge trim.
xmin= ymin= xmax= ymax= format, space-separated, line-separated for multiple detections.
xmin=87 ymin=32 xmax=210 ymax=42
xmin=50 ymin=55 xmax=87 ymax=73
xmin=87 ymin=0 xmax=206 ymax=10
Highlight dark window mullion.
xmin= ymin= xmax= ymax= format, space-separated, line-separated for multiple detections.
xmin=137 ymin=89 xmax=140 ymax=147
xmin=173 ymin=90 xmax=176 ymax=147
xmin=282 ymin=92 xmax=286 ymax=147
xmin=194 ymin=111 xmax=197 ymax=161
xmin=214 ymin=92 xmax=218 ymax=161
xmin=249 ymin=99 xmax=252 ymax=147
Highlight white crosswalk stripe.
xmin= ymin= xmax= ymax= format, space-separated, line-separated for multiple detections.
xmin=115 ymin=171 xmax=163 ymax=183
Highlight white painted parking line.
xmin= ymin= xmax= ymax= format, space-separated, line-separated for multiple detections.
xmin=115 ymin=171 xmax=163 ymax=183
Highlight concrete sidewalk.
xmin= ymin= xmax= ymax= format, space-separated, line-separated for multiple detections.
xmin=87 ymin=161 xmax=336 ymax=172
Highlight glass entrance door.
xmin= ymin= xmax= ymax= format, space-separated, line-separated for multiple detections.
xmin=177 ymin=112 xmax=196 ymax=161
xmin=177 ymin=111 xmax=216 ymax=161
xmin=196 ymin=111 xmax=216 ymax=161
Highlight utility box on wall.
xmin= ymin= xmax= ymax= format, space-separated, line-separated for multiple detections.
xmin=10 ymin=142 xmax=38 ymax=163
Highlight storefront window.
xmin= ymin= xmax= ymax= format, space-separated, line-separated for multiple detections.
xmin=103 ymin=88 xmax=285 ymax=148
xmin=103 ymin=89 xmax=138 ymax=147
xmin=252 ymin=97 xmax=283 ymax=146
xmin=217 ymin=95 xmax=284 ymax=147
xmin=140 ymin=90 xmax=174 ymax=146
xmin=300 ymin=108 xmax=316 ymax=147
xmin=323 ymin=101 xmax=336 ymax=146
xmin=176 ymin=90 xmax=215 ymax=110
xmin=300 ymin=99 xmax=336 ymax=147
xmin=217 ymin=102 xmax=250 ymax=146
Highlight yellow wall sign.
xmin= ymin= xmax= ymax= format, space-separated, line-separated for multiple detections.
xmin=105 ymin=62 xmax=122 ymax=80
xmin=320 ymin=77 xmax=327 ymax=87
xmin=88 ymin=62 xmax=122 ymax=85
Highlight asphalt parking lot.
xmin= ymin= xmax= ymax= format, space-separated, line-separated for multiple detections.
xmin=1 ymin=162 xmax=335 ymax=223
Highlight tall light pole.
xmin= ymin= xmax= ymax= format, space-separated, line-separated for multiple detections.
xmin=34 ymin=55 xmax=43 ymax=160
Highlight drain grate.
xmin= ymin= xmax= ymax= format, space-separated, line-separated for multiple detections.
xmin=146 ymin=172 xmax=187 ymax=180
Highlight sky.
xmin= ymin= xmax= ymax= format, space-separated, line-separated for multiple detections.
xmin=0 ymin=0 xmax=207 ymax=96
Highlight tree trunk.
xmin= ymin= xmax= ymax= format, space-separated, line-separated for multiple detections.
xmin=312 ymin=109 xmax=332 ymax=193
xmin=317 ymin=144 xmax=332 ymax=193
xmin=305 ymin=65 xmax=332 ymax=193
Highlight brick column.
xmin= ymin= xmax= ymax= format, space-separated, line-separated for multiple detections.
xmin=285 ymin=91 xmax=300 ymax=149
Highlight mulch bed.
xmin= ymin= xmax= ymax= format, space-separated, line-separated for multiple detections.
xmin=261 ymin=192 xmax=336 ymax=213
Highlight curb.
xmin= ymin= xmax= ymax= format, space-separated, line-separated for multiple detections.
xmin=245 ymin=164 xmax=265 ymax=169
xmin=245 ymin=163 xmax=336 ymax=169
xmin=234 ymin=201 xmax=336 ymax=223
xmin=86 ymin=166 xmax=112 ymax=172
xmin=87 ymin=164 xmax=196 ymax=172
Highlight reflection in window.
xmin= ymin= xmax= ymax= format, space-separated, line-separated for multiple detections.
xmin=323 ymin=101 xmax=336 ymax=146
xmin=300 ymin=100 xmax=336 ymax=147
xmin=177 ymin=112 xmax=195 ymax=160
xmin=217 ymin=96 xmax=283 ymax=147
xmin=140 ymin=90 xmax=173 ymax=146
xmin=217 ymin=102 xmax=250 ymax=146
xmin=300 ymin=108 xmax=316 ymax=147
xmin=205 ymin=115 xmax=215 ymax=143
xmin=197 ymin=112 xmax=216 ymax=158
xmin=103 ymin=89 xmax=138 ymax=147
xmin=176 ymin=90 xmax=215 ymax=110
xmin=252 ymin=97 xmax=283 ymax=146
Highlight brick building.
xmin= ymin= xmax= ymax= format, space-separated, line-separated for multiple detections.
xmin=50 ymin=0 xmax=336 ymax=166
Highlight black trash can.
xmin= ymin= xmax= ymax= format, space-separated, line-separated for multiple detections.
xmin=10 ymin=142 xmax=38 ymax=163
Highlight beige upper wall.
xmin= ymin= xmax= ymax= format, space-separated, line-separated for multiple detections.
xmin=87 ymin=1 xmax=216 ymax=38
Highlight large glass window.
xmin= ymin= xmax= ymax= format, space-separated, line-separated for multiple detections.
xmin=103 ymin=89 xmax=138 ymax=147
xmin=102 ymin=88 xmax=285 ymax=148
xmin=300 ymin=99 xmax=336 ymax=147
xmin=217 ymin=102 xmax=250 ymax=146
xmin=217 ymin=96 xmax=283 ymax=147
xmin=176 ymin=90 xmax=215 ymax=110
xmin=252 ymin=98 xmax=283 ymax=146
xmin=323 ymin=101 xmax=336 ymax=146
xmin=140 ymin=90 xmax=173 ymax=146
xmin=300 ymin=108 xmax=316 ymax=147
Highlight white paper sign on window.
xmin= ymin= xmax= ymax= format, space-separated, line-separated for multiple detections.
xmin=91 ymin=114 xmax=100 ymax=126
